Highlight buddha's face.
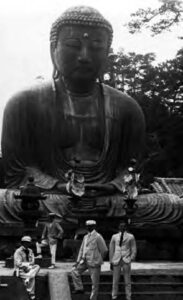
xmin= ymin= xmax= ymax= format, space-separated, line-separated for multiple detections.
xmin=52 ymin=25 xmax=109 ymax=89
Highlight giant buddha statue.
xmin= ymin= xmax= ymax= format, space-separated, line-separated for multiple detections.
xmin=1 ymin=6 xmax=145 ymax=196
xmin=0 ymin=5 xmax=147 ymax=225
xmin=1 ymin=7 xmax=183 ymax=261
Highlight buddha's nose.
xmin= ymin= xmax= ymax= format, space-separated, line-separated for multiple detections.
xmin=78 ymin=45 xmax=91 ymax=63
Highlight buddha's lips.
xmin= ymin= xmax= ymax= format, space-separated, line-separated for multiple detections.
xmin=75 ymin=66 xmax=93 ymax=72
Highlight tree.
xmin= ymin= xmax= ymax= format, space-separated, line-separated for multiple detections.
xmin=104 ymin=47 xmax=183 ymax=182
xmin=126 ymin=0 xmax=183 ymax=37
xmin=105 ymin=50 xmax=156 ymax=95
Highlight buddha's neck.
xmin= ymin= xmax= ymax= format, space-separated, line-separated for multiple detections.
xmin=57 ymin=77 xmax=97 ymax=95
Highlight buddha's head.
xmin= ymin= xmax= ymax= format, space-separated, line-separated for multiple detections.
xmin=50 ymin=6 xmax=113 ymax=92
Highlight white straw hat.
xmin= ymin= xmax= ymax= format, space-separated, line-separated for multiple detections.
xmin=21 ymin=236 xmax=32 ymax=242
xmin=86 ymin=220 xmax=96 ymax=226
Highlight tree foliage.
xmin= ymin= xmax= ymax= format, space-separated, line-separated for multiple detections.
xmin=104 ymin=47 xmax=183 ymax=185
xmin=126 ymin=0 xmax=183 ymax=36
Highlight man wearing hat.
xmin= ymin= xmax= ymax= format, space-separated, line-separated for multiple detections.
xmin=109 ymin=222 xmax=137 ymax=300
xmin=41 ymin=213 xmax=64 ymax=268
xmin=14 ymin=236 xmax=40 ymax=300
xmin=71 ymin=220 xmax=107 ymax=300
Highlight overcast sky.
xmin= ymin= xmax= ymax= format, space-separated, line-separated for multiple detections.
xmin=0 ymin=0 xmax=182 ymax=136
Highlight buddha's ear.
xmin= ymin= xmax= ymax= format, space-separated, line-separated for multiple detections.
xmin=50 ymin=44 xmax=56 ymax=65
xmin=50 ymin=44 xmax=59 ymax=79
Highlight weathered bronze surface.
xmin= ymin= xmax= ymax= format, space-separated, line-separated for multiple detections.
xmin=1 ymin=6 xmax=183 ymax=262
xmin=1 ymin=6 xmax=145 ymax=200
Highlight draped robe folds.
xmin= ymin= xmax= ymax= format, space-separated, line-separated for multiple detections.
xmin=0 ymin=80 xmax=146 ymax=220
xmin=1 ymin=80 xmax=145 ymax=190
xmin=1 ymin=81 xmax=183 ymax=230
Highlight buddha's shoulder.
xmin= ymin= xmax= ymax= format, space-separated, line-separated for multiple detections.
xmin=5 ymin=80 xmax=53 ymax=109
xmin=102 ymin=84 xmax=143 ymax=114
xmin=103 ymin=84 xmax=139 ymax=106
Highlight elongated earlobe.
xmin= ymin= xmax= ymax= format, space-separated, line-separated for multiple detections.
xmin=50 ymin=45 xmax=60 ymax=80
xmin=52 ymin=67 xmax=60 ymax=80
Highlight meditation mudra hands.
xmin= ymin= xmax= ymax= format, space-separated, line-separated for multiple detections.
xmin=85 ymin=183 xmax=117 ymax=196
xmin=55 ymin=182 xmax=116 ymax=197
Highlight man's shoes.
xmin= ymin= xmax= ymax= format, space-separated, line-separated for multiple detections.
xmin=35 ymin=254 xmax=42 ymax=259
xmin=28 ymin=294 xmax=36 ymax=300
xmin=72 ymin=289 xmax=85 ymax=294
xmin=48 ymin=264 xmax=55 ymax=269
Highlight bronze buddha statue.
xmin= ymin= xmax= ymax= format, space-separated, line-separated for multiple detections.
xmin=2 ymin=8 xmax=183 ymax=262
xmin=1 ymin=6 xmax=145 ymax=199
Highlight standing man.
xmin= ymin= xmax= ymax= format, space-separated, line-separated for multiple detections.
xmin=41 ymin=213 xmax=64 ymax=269
xmin=71 ymin=220 xmax=108 ymax=300
xmin=109 ymin=222 xmax=137 ymax=300
xmin=14 ymin=236 xmax=40 ymax=300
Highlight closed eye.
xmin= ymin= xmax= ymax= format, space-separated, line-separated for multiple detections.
xmin=92 ymin=40 xmax=106 ymax=49
xmin=64 ymin=39 xmax=81 ymax=48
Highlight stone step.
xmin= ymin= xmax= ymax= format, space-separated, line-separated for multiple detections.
xmin=74 ymin=274 xmax=183 ymax=283
xmin=0 ymin=277 xmax=29 ymax=300
xmin=69 ymin=273 xmax=183 ymax=300
xmin=70 ymin=281 xmax=183 ymax=292
xmin=1 ymin=275 xmax=50 ymax=300
xmin=71 ymin=291 xmax=183 ymax=300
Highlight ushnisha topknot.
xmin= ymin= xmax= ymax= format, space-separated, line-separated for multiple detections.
xmin=50 ymin=6 xmax=113 ymax=49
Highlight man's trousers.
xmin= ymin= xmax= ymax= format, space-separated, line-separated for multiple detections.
xmin=19 ymin=264 xmax=40 ymax=298
xmin=49 ymin=242 xmax=57 ymax=265
xmin=71 ymin=260 xmax=101 ymax=300
xmin=112 ymin=259 xmax=131 ymax=300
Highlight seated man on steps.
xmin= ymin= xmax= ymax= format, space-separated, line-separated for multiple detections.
xmin=14 ymin=236 xmax=40 ymax=300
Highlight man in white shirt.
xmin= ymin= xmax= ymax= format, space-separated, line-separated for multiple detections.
xmin=109 ymin=222 xmax=137 ymax=300
xmin=41 ymin=213 xmax=64 ymax=268
xmin=71 ymin=220 xmax=107 ymax=300
xmin=14 ymin=236 xmax=40 ymax=300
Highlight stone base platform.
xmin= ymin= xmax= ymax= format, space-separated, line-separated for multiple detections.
xmin=0 ymin=261 xmax=183 ymax=300
xmin=70 ymin=262 xmax=183 ymax=300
